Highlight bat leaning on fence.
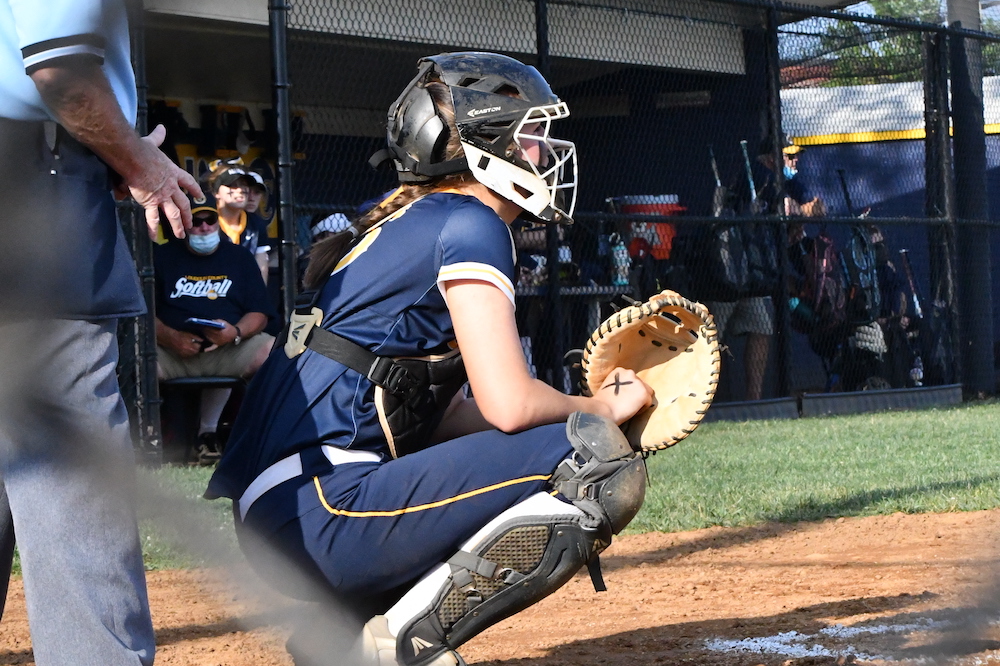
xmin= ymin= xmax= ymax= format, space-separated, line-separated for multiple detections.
xmin=709 ymin=145 xmax=729 ymax=218
xmin=897 ymin=248 xmax=925 ymax=386
xmin=739 ymin=139 xmax=760 ymax=215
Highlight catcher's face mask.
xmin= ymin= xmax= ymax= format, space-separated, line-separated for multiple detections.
xmin=462 ymin=101 xmax=577 ymax=224
xmin=374 ymin=52 xmax=577 ymax=224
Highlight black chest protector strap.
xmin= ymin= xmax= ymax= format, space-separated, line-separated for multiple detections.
xmin=282 ymin=286 xmax=468 ymax=458
xmin=309 ymin=326 xmax=424 ymax=400
xmin=283 ymin=288 xmax=423 ymax=401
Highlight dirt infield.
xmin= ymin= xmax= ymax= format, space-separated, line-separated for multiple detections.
xmin=2 ymin=510 xmax=1000 ymax=665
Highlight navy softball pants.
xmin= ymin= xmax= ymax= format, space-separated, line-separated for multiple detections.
xmin=237 ymin=422 xmax=576 ymax=608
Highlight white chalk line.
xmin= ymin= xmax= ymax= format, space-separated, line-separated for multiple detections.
xmin=704 ymin=616 xmax=970 ymax=663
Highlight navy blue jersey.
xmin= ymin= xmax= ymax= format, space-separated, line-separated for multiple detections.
xmin=154 ymin=239 xmax=275 ymax=333
xmin=207 ymin=193 xmax=516 ymax=502
xmin=246 ymin=212 xmax=272 ymax=254
xmin=785 ymin=175 xmax=811 ymax=207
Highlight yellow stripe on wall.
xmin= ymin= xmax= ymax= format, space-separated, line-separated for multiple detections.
xmin=792 ymin=124 xmax=1000 ymax=147
xmin=791 ymin=129 xmax=927 ymax=146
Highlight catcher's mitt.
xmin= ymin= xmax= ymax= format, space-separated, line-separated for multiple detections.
xmin=580 ymin=290 xmax=721 ymax=452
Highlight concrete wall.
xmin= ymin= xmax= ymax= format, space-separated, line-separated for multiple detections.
xmin=146 ymin=0 xmax=747 ymax=73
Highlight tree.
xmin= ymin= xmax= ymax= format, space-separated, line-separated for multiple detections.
xmin=819 ymin=1 xmax=943 ymax=85
xmin=784 ymin=0 xmax=1000 ymax=85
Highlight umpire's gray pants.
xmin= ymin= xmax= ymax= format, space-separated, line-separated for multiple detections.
xmin=0 ymin=318 xmax=154 ymax=665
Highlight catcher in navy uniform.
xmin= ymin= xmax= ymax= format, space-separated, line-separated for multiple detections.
xmin=207 ymin=52 xmax=652 ymax=666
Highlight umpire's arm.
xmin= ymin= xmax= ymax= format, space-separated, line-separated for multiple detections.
xmin=29 ymin=59 xmax=201 ymax=239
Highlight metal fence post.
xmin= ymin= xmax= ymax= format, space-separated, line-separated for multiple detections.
xmin=537 ymin=0 xmax=566 ymax=390
xmin=949 ymin=21 xmax=993 ymax=396
xmin=924 ymin=30 xmax=962 ymax=386
xmin=127 ymin=0 xmax=162 ymax=463
xmin=536 ymin=0 xmax=550 ymax=79
xmin=270 ymin=0 xmax=298 ymax=321
xmin=766 ymin=6 xmax=791 ymax=399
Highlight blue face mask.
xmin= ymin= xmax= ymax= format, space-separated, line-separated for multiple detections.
xmin=783 ymin=164 xmax=798 ymax=180
xmin=188 ymin=230 xmax=221 ymax=255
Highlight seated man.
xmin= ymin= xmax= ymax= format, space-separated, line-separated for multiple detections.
xmin=154 ymin=194 xmax=275 ymax=463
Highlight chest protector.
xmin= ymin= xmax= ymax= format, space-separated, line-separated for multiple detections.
xmin=372 ymin=348 xmax=467 ymax=458
xmin=283 ymin=300 xmax=467 ymax=459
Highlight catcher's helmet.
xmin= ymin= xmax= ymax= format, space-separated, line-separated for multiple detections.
xmin=374 ymin=52 xmax=577 ymax=223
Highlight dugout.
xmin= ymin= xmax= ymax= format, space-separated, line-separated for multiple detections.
xmin=123 ymin=0 xmax=996 ymax=458
xmin=783 ymin=76 xmax=1000 ymax=345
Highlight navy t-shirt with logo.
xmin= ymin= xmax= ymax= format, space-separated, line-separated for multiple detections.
xmin=153 ymin=239 xmax=275 ymax=333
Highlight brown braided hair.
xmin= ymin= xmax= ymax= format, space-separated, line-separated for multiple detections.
xmin=303 ymin=80 xmax=474 ymax=289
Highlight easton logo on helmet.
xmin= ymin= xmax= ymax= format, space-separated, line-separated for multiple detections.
xmin=467 ymin=106 xmax=501 ymax=117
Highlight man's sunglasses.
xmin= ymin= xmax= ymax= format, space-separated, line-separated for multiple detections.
xmin=192 ymin=215 xmax=218 ymax=228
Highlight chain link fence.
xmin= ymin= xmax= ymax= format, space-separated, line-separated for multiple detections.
xmin=276 ymin=0 xmax=996 ymax=405
xmin=123 ymin=0 xmax=1000 ymax=452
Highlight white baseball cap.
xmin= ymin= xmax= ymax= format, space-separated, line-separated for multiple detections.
xmin=311 ymin=213 xmax=351 ymax=237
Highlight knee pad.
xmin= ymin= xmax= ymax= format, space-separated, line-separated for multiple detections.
xmin=375 ymin=415 xmax=646 ymax=666
xmin=553 ymin=411 xmax=647 ymax=537
xmin=381 ymin=493 xmax=596 ymax=666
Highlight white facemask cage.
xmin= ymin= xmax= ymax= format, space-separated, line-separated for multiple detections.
xmin=463 ymin=102 xmax=577 ymax=222
xmin=515 ymin=103 xmax=578 ymax=220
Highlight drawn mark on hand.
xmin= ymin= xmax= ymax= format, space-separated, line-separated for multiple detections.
xmin=604 ymin=371 xmax=633 ymax=396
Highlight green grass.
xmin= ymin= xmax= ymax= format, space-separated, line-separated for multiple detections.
xmin=136 ymin=464 xmax=236 ymax=570
xmin=129 ymin=400 xmax=1000 ymax=569
xmin=630 ymin=399 xmax=1000 ymax=533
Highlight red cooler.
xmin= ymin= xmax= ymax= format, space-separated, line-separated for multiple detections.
xmin=616 ymin=194 xmax=686 ymax=260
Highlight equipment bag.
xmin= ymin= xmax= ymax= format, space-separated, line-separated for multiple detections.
xmin=696 ymin=221 xmax=779 ymax=302
xmin=701 ymin=222 xmax=748 ymax=302
xmin=744 ymin=222 xmax=781 ymax=297
xmin=839 ymin=225 xmax=881 ymax=327
xmin=789 ymin=229 xmax=847 ymax=338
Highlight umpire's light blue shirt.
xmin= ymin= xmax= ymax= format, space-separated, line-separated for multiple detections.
xmin=0 ymin=0 xmax=135 ymax=122
xmin=0 ymin=0 xmax=144 ymax=319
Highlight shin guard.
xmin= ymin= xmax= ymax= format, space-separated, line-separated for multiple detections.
xmin=385 ymin=492 xmax=592 ymax=665
xmin=377 ymin=413 xmax=646 ymax=666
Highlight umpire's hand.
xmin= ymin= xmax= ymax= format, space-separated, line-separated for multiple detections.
xmin=29 ymin=59 xmax=203 ymax=240
xmin=122 ymin=124 xmax=203 ymax=240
